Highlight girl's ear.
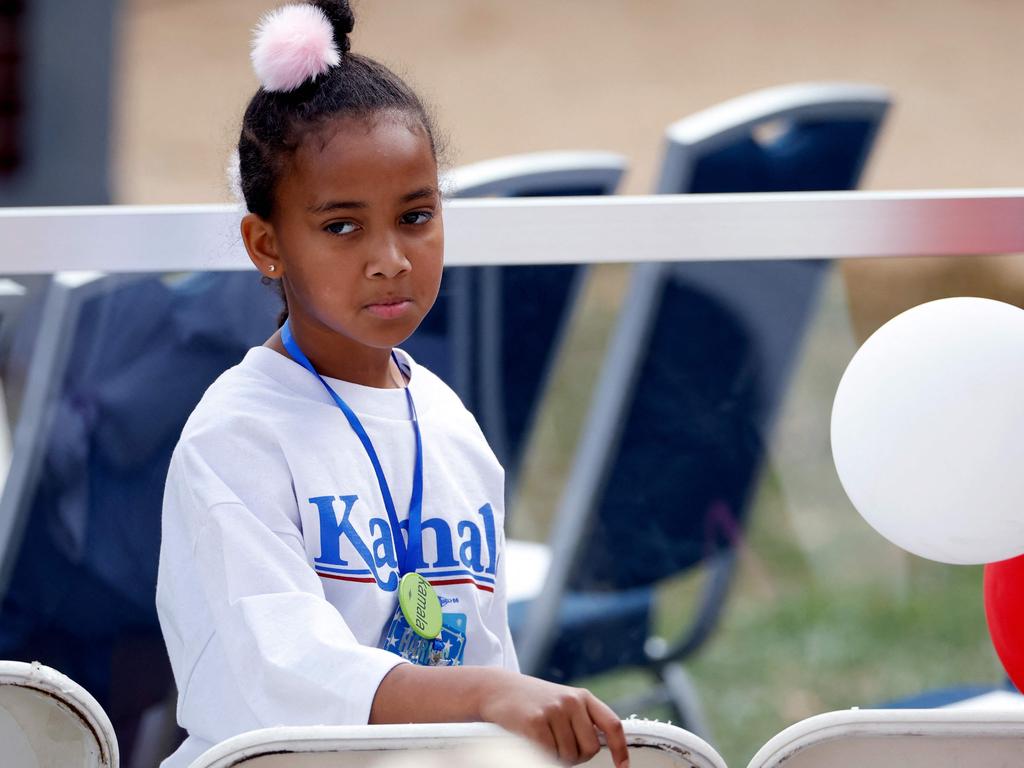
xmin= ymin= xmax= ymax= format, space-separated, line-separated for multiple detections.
xmin=241 ymin=213 xmax=284 ymax=278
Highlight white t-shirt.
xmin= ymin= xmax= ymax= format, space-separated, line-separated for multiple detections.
xmin=157 ymin=346 xmax=517 ymax=768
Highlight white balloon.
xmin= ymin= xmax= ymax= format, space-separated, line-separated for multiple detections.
xmin=831 ymin=297 xmax=1024 ymax=565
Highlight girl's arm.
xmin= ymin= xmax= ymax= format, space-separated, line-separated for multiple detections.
xmin=160 ymin=439 xmax=409 ymax=743
xmin=371 ymin=664 xmax=630 ymax=768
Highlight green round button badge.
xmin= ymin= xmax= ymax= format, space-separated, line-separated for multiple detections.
xmin=398 ymin=572 xmax=442 ymax=640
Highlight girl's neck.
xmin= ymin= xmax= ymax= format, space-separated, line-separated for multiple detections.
xmin=266 ymin=318 xmax=403 ymax=389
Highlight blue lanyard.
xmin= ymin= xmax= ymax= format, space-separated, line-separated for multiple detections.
xmin=281 ymin=319 xmax=423 ymax=576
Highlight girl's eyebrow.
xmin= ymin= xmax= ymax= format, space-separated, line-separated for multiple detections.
xmin=401 ymin=186 xmax=437 ymax=203
xmin=308 ymin=187 xmax=437 ymax=214
xmin=308 ymin=199 xmax=367 ymax=214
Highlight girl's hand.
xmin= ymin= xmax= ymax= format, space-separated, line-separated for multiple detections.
xmin=477 ymin=672 xmax=630 ymax=767
xmin=372 ymin=665 xmax=630 ymax=767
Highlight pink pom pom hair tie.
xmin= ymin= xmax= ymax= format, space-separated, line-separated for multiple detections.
xmin=251 ymin=4 xmax=341 ymax=93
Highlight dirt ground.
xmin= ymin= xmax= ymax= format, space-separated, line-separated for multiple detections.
xmin=114 ymin=0 xmax=1024 ymax=202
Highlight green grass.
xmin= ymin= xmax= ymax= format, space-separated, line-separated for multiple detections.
xmin=578 ymin=503 xmax=1002 ymax=767
xmin=681 ymin=557 xmax=1000 ymax=765
xmin=511 ymin=264 xmax=1006 ymax=768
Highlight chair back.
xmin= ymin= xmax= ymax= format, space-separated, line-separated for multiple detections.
xmin=577 ymin=83 xmax=890 ymax=590
xmin=406 ymin=151 xmax=626 ymax=487
xmin=749 ymin=708 xmax=1024 ymax=768
xmin=187 ymin=720 xmax=725 ymax=768
xmin=0 ymin=272 xmax=276 ymax=760
xmin=0 ymin=660 xmax=118 ymax=767
xmin=0 ymin=273 xmax=276 ymax=603
xmin=516 ymin=83 xmax=890 ymax=673
xmin=657 ymin=82 xmax=889 ymax=195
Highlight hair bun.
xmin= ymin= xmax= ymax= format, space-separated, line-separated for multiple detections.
xmin=250 ymin=4 xmax=341 ymax=93
xmin=311 ymin=0 xmax=355 ymax=53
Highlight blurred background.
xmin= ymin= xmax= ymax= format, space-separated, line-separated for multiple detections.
xmin=114 ymin=0 xmax=1024 ymax=199
xmin=1 ymin=1 xmax=1021 ymax=766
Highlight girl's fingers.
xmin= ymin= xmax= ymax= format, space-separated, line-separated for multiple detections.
xmin=549 ymin=710 xmax=580 ymax=764
xmin=569 ymin=701 xmax=602 ymax=763
xmin=584 ymin=695 xmax=629 ymax=768
xmin=529 ymin=719 xmax=558 ymax=758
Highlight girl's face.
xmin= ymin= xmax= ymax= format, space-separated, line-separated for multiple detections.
xmin=250 ymin=111 xmax=443 ymax=357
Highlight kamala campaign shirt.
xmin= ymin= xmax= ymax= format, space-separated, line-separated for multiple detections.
xmin=156 ymin=346 xmax=517 ymax=768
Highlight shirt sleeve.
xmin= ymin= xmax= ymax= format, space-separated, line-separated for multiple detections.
xmin=158 ymin=432 xmax=407 ymax=742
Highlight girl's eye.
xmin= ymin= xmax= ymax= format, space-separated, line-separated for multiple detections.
xmin=401 ymin=211 xmax=433 ymax=226
xmin=325 ymin=221 xmax=358 ymax=235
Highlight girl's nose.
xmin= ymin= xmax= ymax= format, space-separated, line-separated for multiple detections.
xmin=367 ymin=234 xmax=411 ymax=279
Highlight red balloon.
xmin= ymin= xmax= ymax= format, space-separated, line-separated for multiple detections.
xmin=984 ymin=553 xmax=1024 ymax=693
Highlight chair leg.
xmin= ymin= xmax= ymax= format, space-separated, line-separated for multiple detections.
xmin=662 ymin=663 xmax=713 ymax=743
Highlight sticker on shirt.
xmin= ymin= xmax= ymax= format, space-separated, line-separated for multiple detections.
xmin=380 ymin=608 xmax=467 ymax=666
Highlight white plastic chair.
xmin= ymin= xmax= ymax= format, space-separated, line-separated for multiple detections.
xmin=749 ymin=708 xmax=1024 ymax=768
xmin=187 ymin=720 xmax=724 ymax=768
xmin=0 ymin=660 xmax=118 ymax=767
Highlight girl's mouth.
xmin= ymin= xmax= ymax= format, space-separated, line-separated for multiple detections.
xmin=365 ymin=298 xmax=413 ymax=319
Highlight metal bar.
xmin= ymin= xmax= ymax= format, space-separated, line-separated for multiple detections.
xmin=0 ymin=190 xmax=1022 ymax=273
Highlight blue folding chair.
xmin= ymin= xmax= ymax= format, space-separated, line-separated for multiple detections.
xmin=512 ymin=83 xmax=891 ymax=737
xmin=0 ymin=271 xmax=279 ymax=765
xmin=407 ymin=151 xmax=627 ymax=490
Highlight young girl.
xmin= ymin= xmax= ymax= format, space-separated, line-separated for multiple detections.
xmin=156 ymin=3 xmax=629 ymax=767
